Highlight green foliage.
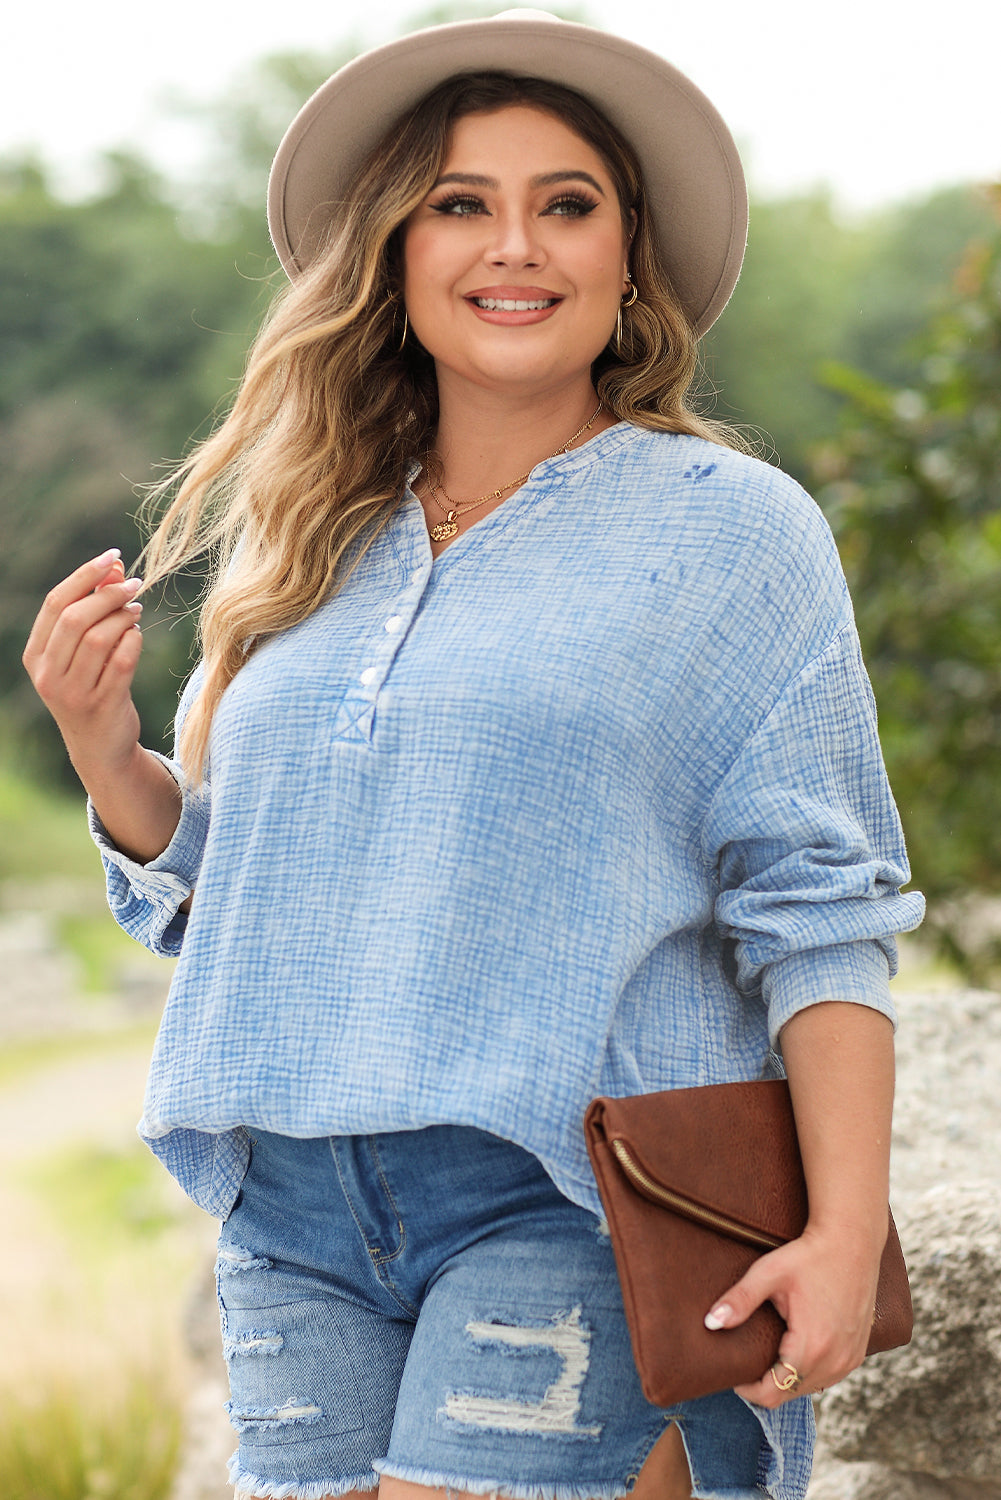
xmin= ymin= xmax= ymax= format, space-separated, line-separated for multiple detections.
xmin=704 ymin=186 xmax=996 ymax=479
xmin=0 ymin=152 xmax=258 ymax=767
xmin=55 ymin=911 xmax=140 ymax=993
xmin=703 ymin=192 xmax=869 ymax=471
xmin=0 ymin=763 xmax=97 ymax=880
xmin=173 ymin=47 xmax=359 ymax=241
xmin=0 ymin=1376 xmax=180 ymax=1500
xmin=28 ymin=1141 xmax=180 ymax=1249
xmin=812 ymin=187 xmax=1001 ymax=972
xmin=0 ymin=760 xmax=146 ymax=992
xmin=843 ymin=186 xmax=999 ymax=386
xmin=0 ymin=1026 xmax=156 ymax=1089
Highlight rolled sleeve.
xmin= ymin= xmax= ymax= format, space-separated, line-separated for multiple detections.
xmin=762 ymin=939 xmax=897 ymax=1047
xmin=88 ymin=751 xmax=211 ymax=957
xmin=703 ymin=623 xmax=925 ymax=1046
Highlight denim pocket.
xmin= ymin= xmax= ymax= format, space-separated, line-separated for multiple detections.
xmin=217 ymin=1259 xmax=366 ymax=1447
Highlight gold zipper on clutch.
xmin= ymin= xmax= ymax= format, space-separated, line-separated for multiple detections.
xmin=610 ymin=1137 xmax=784 ymax=1251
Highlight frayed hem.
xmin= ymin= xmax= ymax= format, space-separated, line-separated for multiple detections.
xmin=229 ymin=1460 xmax=378 ymax=1498
xmin=373 ymin=1461 xmax=628 ymax=1500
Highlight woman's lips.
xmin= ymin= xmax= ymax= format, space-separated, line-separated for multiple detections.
xmin=465 ymin=291 xmax=563 ymax=325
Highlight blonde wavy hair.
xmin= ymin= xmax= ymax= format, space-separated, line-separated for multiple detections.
xmin=142 ymin=71 xmax=741 ymax=777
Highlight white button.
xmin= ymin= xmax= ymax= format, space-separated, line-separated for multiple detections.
xmin=359 ymin=667 xmax=378 ymax=686
xmin=384 ymin=614 xmax=403 ymax=633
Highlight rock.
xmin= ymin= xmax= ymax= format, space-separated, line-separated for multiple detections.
xmin=808 ymin=1430 xmax=1001 ymax=1498
xmin=819 ymin=1182 xmax=1001 ymax=1486
xmin=0 ymin=894 xmax=172 ymax=1039
xmin=167 ymin=1375 xmax=233 ymax=1500
xmin=809 ymin=1447 xmax=1001 ymax=1498
xmin=890 ymin=988 xmax=1001 ymax=1214
xmin=0 ymin=909 xmax=84 ymax=1037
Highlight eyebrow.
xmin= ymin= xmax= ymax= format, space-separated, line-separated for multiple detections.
xmin=432 ymin=170 xmax=606 ymax=196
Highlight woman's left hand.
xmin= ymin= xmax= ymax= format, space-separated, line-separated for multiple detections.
xmin=705 ymin=1217 xmax=885 ymax=1406
xmin=706 ymin=999 xmax=897 ymax=1407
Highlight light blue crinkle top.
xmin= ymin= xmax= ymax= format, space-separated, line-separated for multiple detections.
xmin=92 ymin=424 xmax=924 ymax=1224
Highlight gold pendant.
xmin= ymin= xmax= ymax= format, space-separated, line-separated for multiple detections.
xmin=429 ymin=517 xmax=459 ymax=542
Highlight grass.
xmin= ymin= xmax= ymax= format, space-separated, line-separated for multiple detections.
xmin=26 ymin=1140 xmax=182 ymax=1249
xmin=0 ymin=1024 xmax=157 ymax=1089
xmin=0 ymin=756 xmax=171 ymax=997
xmin=0 ymin=765 xmax=101 ymax=883
xmin=55 ymin=911 xmax=143 ymax=994
xmin=0 ymin=1374 xmax=182 ymax=1500
xmin=1 ymin=1191 xmax=196 ymax=1500
xmin=0 ymin=757 xmax=198 ymax=1498
xmin=4 ymin=1121 xmax=209 ymax=1499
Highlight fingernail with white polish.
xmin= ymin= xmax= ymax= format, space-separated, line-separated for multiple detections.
xmin=705 ymin=1304 xmax=733 ymax=1331
xmin=96 ymin=547 xmax=122 ymax=565
xmin=122 ymin=576 xmax=143 ymax=590
xmin=125 ymin=601 xmax=143 ymax=614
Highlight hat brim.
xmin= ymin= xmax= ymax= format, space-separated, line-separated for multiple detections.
xmin=267 ymin=14 xmax=747 ymax=336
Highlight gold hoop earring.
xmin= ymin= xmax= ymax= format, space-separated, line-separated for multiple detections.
xmin=616 ymin=278 xmax=639 ymax=356
xmin=398 ymin=308 xmax=409 ymax=352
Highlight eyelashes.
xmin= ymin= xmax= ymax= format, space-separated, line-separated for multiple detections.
xmin=428 ymin=190 xmax=600 ymax=219
xmin=428 ymin=192 xmax=485 ymax=217
xmin=547 ymin=193 xmax=601 ymax=218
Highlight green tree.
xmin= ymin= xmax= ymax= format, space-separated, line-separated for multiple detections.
xmin=703 ymin=192 xmax=868 ymax=475
xmin=844 ymin=185 xmax=998 ymax=386
xmin=703 ymin=186 xmax=996 ymax=482
xmin=168 ymin=47 xmax=358 ymax=247
xmin=812 ymin=186 xmax=1001 ymax=973
xmin=0 ymin=153 xmax=272 ymax=769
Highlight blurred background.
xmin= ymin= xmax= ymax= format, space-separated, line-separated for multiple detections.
xmin=1 ymin=1 xmax=999 ymax=1495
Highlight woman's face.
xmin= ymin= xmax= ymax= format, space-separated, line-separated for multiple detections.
xmin=402 ymin=104 xmax=632 ymax=402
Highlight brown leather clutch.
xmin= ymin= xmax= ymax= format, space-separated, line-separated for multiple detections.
xmin=584 ymin=1079 xmax=913 ymax=1405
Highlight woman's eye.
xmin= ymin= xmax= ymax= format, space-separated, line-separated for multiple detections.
xmin=545 ymin=194 xmax=599 ymax=218
xmin=430 ymin=194 xmax=486 ymax=217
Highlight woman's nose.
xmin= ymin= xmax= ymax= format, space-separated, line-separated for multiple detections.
xmin=485 ymin=212 xmax=545 ymax=268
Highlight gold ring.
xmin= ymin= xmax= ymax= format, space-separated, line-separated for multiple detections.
xmin=770 ymin=1360 xmax=802 ymax=1392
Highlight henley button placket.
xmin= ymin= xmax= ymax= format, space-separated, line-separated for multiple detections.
xmin=333 ymin=588 xmax=422 ymax=744
xmin=331 ymin=494 xmax=434 ymax=743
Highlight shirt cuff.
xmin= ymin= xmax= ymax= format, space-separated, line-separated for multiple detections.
xmin=88 ymin=752 xmax=210 ymax=957
xmin=763 ymin=938 xmax=898 ymax=1050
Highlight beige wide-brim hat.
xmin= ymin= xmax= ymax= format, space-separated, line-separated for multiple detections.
xmin=268 ymin=9 xmax=747 ymax=336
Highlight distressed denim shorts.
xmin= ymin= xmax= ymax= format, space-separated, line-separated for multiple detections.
xmin=216 ymin=1126 xmax=808 ymax=1500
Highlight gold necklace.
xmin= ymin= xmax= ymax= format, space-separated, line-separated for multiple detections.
xmin=423 ymin=400 xmax=604 ymax=543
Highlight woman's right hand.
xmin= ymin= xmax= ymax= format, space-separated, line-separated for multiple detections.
xmin=23 ymin=548 xmax=186 ymax=866
xmin=22 ymin=548 xmax=144 ymax=781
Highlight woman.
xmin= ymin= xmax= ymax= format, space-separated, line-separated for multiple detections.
xmin=23 ymin=13 xmax=924 ymax=1500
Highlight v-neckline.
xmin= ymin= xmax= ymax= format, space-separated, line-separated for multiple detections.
xmin=407 ymin=419 xmax=632 ymax=566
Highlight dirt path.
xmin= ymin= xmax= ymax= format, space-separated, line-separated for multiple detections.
xmin=1 ymin=1040 xmax=153 ymax=1290
xmin=1 ymin=1033 xmax=217 ymax=1386
xmin=0 ymin=1037 xmax=151 ymax=1163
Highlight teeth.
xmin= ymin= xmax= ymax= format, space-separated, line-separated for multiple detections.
xmin=473 ymin=297 xmax=556 ymax=311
